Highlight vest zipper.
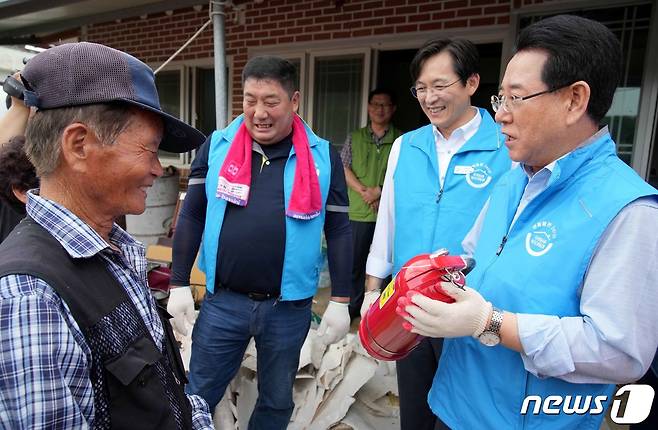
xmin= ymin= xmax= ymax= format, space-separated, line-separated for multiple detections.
xmin=475 ymin=225 xmax=512 ymax=294
xmin=436 ymin=187 xmax=444 ymax=203
xmin=495 ymin=235 xmax=508 ymax=256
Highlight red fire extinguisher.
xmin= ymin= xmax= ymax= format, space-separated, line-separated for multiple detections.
xmin=359 ymin=249 xmax=475 ymax=361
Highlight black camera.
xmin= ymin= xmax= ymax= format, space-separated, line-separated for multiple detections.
xmin=2 ymin=75 xmax=26 ymax=109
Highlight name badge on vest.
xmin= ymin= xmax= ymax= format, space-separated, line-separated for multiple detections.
xmin=454 ymin=165 xmax=474 ymax=175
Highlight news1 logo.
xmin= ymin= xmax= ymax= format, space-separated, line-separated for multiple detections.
xmin=520 ymin=384 xmax=655 ymax=424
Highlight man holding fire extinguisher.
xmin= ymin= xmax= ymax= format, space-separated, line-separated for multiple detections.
xmin=363 ymin=38 xmax=511 ymax=429
xmin=399 ymin=15 xmax=658 ymax=429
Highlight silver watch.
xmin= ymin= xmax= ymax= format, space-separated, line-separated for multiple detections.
xmin=478 ymin=307 xmax=503 ymax=346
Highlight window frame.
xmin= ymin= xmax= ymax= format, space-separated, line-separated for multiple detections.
xmin=307 ymin=47 xmax=371 ymax=130
xmin=149 ymin=56 xmax=233 ymax=167
xmin=152 ymin=64 xmax=186 ymax=166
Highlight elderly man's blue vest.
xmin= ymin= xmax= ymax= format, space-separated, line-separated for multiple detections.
xmin=431 ymin=133 xmax=657 ymax=429
xmin=199 ymin=115 xmax=331 ymax=300
xmin=393 ymin=108 xmax=510 ymax=274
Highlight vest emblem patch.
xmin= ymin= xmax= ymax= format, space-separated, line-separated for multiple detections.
xmin=465 ymin=163 xmax=493 ymax=189
xmin=525 ymin=221 xmax=557 ymax=257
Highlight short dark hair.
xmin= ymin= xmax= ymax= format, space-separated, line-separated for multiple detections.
xmin=0 ymin=136 xmax=39 ymax=205
xmin=242 ymin=56 xmax=298 ymax=97
xmin=409 ymin=38 xmax=480 ymax=85
xmin=515 ymin=14 xmax=622 ymax=124
xmin=368 ymin=87 xmax=397 ymax=105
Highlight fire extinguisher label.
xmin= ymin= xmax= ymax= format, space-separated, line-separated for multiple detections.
xmin=379 ymin=278 xmax=396 ymax=308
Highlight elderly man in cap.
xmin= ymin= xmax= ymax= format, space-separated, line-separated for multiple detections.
xmin=0 ymin=42 xmax=213 ymax=429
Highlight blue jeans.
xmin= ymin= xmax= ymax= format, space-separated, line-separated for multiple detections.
xmin=186 ymin=289 xmax=312 ymax=430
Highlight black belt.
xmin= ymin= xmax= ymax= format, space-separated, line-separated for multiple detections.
xmin=222 ymin=286 xmax=277 ymax=301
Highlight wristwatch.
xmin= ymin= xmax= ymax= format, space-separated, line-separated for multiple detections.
xmin=478 ymin=307 xmax=503 ymax=346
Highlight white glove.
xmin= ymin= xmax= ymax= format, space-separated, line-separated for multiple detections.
xmin=317 ymin=301 xmax=351 ymax=345
xmin=399 ymin=282 xmax=492 ymax=339
xmin=167 ymin=286 xmax=196 ymax=336
xmin=360 ymin=290 xmax=381 ymax=318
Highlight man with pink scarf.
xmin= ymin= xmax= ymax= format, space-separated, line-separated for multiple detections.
xmin=168 ymin=56 xmax=352 ymax=429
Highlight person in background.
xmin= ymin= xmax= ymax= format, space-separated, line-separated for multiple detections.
xmin=400 ymin=15 xmax=658 ymax=429
xmin=0 ymin=136 xmax=38 ymax=243
xmin=362 ymin=39 xmax=511 ymax=430
xmin=167 ymin=56 xmax=352 ymax=429
xmin=341 ymin=87 xmax=402 ymax=320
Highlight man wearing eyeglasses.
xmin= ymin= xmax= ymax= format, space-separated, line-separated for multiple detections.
xmin=399 ymin=15 xmax=658 ymax=429
xmin=341 ymin=88 xmax=402 ymax=320
xmin=362 ymin=39 xmax=511 ymax=430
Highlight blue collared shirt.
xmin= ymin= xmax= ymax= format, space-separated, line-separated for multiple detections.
xmin=0 ymin=192 xmax=213 ymax=429
xmin=463 ymin=127 xmax=658 ymax=383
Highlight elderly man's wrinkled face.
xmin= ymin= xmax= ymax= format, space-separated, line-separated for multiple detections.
xmin=243 ymin=78 xmax=299 ymax=145
xmin=87 ymin=109 xmax=164 ymax=218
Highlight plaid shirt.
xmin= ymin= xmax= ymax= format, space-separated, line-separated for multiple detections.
xmin=0 ymin=192 xmax=213 ymax=429
xmin=340 ymin=124 xmax=389 ymax=167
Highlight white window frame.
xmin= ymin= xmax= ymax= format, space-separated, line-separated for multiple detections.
xmin=307 ymin=47 xmax=371 ymax=129
xmin=184 ymin=57 xmax=233 ymax=129
xmin=151 ymin=64 xmax=187 ymax=166
xmin=149 ymin=57 xmax=233 ymax=166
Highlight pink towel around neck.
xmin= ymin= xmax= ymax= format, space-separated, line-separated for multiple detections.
xmin=216 ymin=115 xmax=322 ymax=220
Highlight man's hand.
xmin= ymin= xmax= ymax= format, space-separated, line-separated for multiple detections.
xmin=398 ymin=282 xmax=492 ymax=339
xmin=167 ymin=286 xmax=196 ymax=336
xmin=317 ymin=300 xmax=351 ymax=345
xmin=360 ymin=289 xmax=381 ymax=318
xmin=361 ymin=186 xmax=381 ymax=205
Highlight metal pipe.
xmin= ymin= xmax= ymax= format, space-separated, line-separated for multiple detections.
xmin=210 ymin=1 xmax=228 ymax=129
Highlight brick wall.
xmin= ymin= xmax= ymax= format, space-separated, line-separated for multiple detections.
xmin=87 ymin=0 xmax=514 ymax=118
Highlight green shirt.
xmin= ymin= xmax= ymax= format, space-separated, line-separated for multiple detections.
xmin=347 ymin=125 xmax=402 ymax=222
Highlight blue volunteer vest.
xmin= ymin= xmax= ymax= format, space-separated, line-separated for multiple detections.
xmin=199 ymin=115 xmax=331 ymax=300
xmin=431 ymin=133 xmax=658 ymax=429
xmin=393 ymin=108 xmax=510 ymax=274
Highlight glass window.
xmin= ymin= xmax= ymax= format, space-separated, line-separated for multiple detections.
xmin=313 ymin=55 xmax=363 ymax=147
xmin=154 ymin=70 xmax=181 ymax=159
xmin=194 ymin=66 xmax=230 ymax=136
xmin=196 ymin=68 xmax=216 ymax=137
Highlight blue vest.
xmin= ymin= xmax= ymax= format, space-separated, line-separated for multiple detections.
xmin=199 ymin=115 xmax=331 ymax=300
xmin=431 ymin=133 xmax=658 ymax=429
xmin=393 ymin=108 xmax=510 ymax=274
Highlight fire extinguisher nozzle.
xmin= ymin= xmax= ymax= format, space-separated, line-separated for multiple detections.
xmin=461 ymin=256 xmax=476 ymax=274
